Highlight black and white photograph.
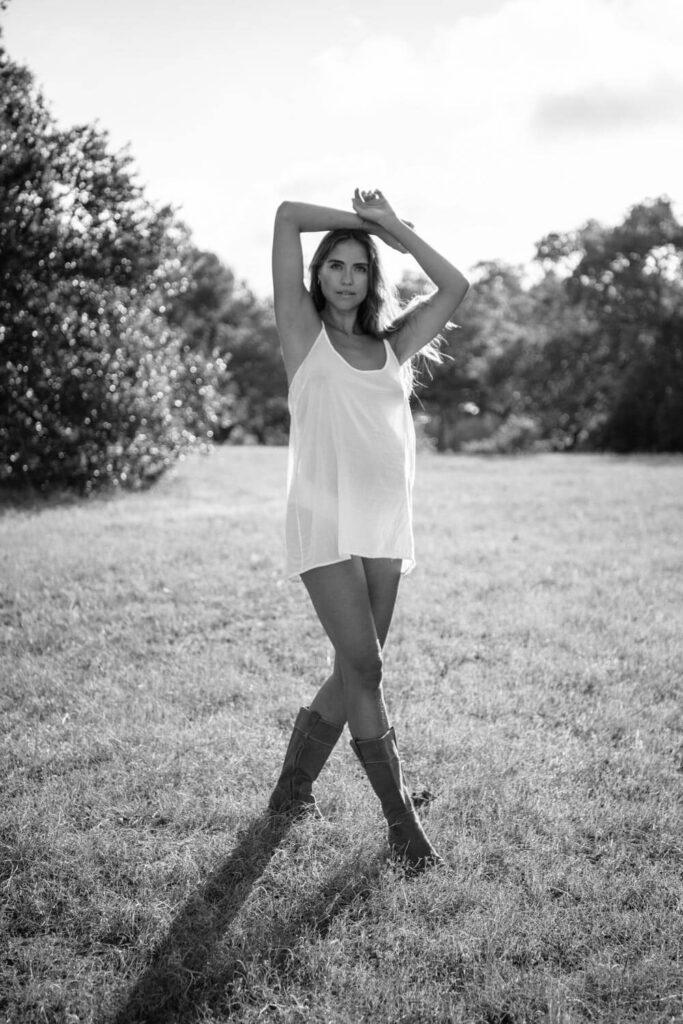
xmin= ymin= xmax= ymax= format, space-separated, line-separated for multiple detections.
xmin=1 ymin=0 xmax=682 ymax=1021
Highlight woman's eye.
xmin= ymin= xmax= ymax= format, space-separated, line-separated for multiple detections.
xmin=355 ymin=266 xmax=368 ymax=274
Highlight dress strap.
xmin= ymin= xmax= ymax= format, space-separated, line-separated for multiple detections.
xmin=287 ymin=326 xmax=325 ymax=395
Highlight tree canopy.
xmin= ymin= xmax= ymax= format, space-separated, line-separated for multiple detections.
xmin=0 ymin=32 xmax=233 ymax=490
xmin=166 ymin=251 xmax=288 ymax=445
xmin=409 ymin=198 xmax=683 ymax=453
xmin=532 ymin=197 xmax=683 ymax=451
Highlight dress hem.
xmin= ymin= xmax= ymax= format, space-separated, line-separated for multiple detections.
xmin=286 ymin=553 xmax=416 ymax=583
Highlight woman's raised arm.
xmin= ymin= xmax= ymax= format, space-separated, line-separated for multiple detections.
xmin=351 ymin=189 xmax=469 ymax=364
xmin=272 ymin=202 xmax=364 ymax=323
xmin=272 ymin=201 xmax=368 ymax=381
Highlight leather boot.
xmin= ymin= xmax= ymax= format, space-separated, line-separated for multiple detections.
xmin=268 ymin=707 xmax=343 ymax=817
xmin=351 ymin=727 xmax=443 ymax=872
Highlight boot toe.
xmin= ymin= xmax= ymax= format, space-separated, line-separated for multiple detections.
xmin=391 ymin=844 xmax=445 ymax=875
xmin=388 ymin=814 xmax=443 ymax=872
xmin=268 ymin=790 xmax=323 ymax=820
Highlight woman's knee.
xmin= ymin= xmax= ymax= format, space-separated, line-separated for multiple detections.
xmin=341 ymin=645 xmax=383 ymax=691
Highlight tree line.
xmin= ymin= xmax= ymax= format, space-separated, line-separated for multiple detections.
xmin=417 ymin=201 xmax=683 ymax=454
xmin=2 ymin=25 xmax=682 ymax=494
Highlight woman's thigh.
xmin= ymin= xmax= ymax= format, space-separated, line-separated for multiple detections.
xmin=301 ymin=556 xmax=402 ymax=671
xmin=301 ymin=557 xmax=379 ymax=670
xmin=361 ymin=556 xmax=402 ymax=648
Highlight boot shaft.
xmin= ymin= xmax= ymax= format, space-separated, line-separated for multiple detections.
xmin=350 ymin=726 xmax=443 ymax=871
xmin=350 ymin=727 xmax=414 ymax=827
xmin=269 ymin=707 xmax=343 ymax=815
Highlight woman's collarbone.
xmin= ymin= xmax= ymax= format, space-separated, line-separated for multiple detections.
xmin=325 ymin=325 xmax=385 ymax=371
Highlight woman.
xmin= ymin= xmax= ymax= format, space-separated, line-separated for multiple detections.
xmin=268 ymin=189 xmax=469 ymax=871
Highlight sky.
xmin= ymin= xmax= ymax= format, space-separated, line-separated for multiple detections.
xmin=2 ymin=0 xmax=683 ymax=296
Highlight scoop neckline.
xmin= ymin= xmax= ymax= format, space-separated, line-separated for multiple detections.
xmin=321 ymin=323 xmax=388 ymax=373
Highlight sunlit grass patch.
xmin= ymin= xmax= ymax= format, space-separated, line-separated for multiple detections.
xmin=1 ymin=448 xmax=682 ymax=1023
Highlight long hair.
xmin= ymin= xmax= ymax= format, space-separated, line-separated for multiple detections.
xmin=308 ymin=229 xmax=447 ymax=394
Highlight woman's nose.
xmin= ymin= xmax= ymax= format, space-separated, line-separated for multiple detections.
xmin=341 ymin=266 xmax=352 ymax=283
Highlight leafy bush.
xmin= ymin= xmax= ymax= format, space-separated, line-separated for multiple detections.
xmin=0 ymin=38 xmax=233 ymax=492
xmin=1 ymin=285 xmax=233 ymax=491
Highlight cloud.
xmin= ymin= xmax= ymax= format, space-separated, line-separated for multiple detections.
xmin=233 ymin=0 xmax=683 ymax=289
xmin=114 ymin=0 xmax=683 ymax=291
xmin=298 ymin=1 xmax=683 ymax=191
xmin=533 ymin=78 xmax=683 ymax=137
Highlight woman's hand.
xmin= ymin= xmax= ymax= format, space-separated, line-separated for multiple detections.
xmin=352 ymin=188 xmax=398 ymax=225
xmin=353 ymin=188 xmax=413 ymax=252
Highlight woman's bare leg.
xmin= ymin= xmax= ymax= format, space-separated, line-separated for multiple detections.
xmin=302 ymin=556 xmax=402 ymax=738
xmin=308 ymin=657 xmax=346 ymax=727
xmin=309 ymin=553 xmax=402 ymax=725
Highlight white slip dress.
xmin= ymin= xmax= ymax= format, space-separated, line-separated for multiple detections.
xmin=285 ymin=324 xmax=416 ymax=580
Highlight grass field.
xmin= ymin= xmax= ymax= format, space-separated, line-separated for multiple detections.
xmin=2 ymin=447 xmax=682 ymax=1024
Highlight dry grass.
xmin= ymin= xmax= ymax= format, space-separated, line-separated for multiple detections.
xmin=1 ymin=448 xmax=682 ymax=1024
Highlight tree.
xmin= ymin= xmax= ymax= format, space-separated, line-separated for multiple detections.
xmin=413 ymin=262 xmax=533 ymax=450
xmin=167 ymin=250 xmax=288 ymax=444
xmin=514 ymin=270 xmax=603 ymax=449
xmin=534 ymin=197 xmax=683 ymax=451
xmin=0 ymin=36 xmax=233 ymax=490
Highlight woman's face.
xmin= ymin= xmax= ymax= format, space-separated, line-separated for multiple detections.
xmin=317 ymin=239 xmax=370 ymax=311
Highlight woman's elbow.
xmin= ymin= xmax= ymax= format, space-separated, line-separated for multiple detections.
xmin=275 ymin=200 xmax=295 ymax=222
xmin=449 ymin=272 xmax=470 ymax=308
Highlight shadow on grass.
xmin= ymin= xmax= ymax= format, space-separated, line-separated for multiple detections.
xmin=0 ymin=482 xmax=120 ymax=517
xmin=110 ymin=811 xmax=381 ymax=1024
xmin=209 ymin=851 xmax=382 ymax=1009
xmin=109 ymin=812 xmax=291 ymax=1024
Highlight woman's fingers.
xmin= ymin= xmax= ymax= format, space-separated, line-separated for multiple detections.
xmin=354 ymin=187 xmax=384 ymax=205
xmin=353 ymin=188 xmax=400 ymax=231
